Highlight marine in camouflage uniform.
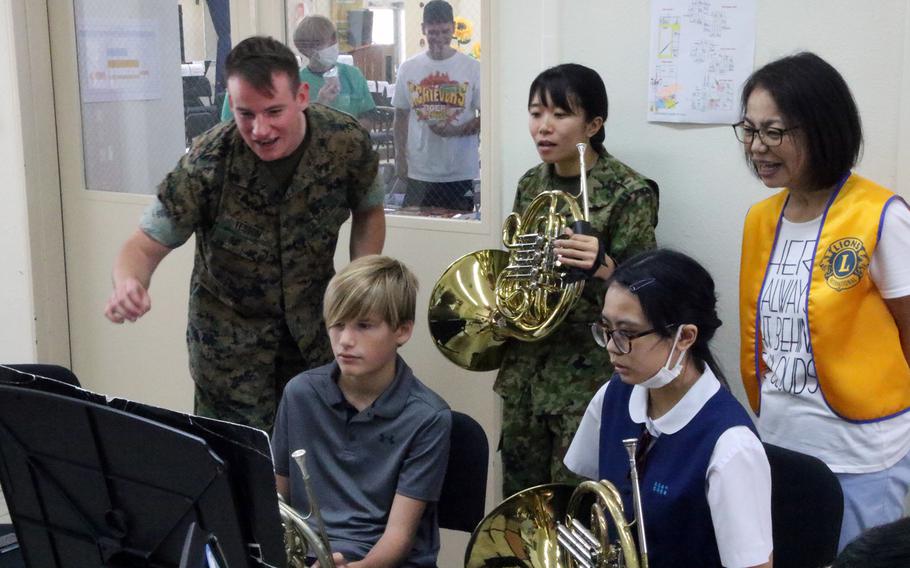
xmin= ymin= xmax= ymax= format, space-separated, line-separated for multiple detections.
xmin=494 ymin=149 xmax=658 ymax=497
xmin=140 ymin=103 xmax=381 ymax=431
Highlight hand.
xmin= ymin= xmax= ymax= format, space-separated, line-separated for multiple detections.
xmin=316 ymin=78 xmax=341 ymax=105
xmin=104 ymin=277 xmax=151 ymax=323
xmin=313 ymin=552 xmax=349 ymax=568
xmin=427 ymin=120 xmax=462 ymax=138
xmin=554 ymin=228 xmax=614 ymax=281
xmin=554 ymin=228 xmax=601 ymax=271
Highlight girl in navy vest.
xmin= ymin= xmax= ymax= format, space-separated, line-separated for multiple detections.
xmin=564 ymin=249 xmax=773 ymax=568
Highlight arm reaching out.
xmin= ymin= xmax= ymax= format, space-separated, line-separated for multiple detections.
xmin=104 ymin=229 xmax=172 ymax=323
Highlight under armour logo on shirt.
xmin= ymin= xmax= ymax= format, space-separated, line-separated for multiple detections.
xmin=379 ymin=433 xmax=396 ymax=445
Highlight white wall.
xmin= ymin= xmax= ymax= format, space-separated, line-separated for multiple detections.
xmin=494 ymin=0 xmax=910 ymax=406
xmin=901 ymin=4 xmax=910 ymax=191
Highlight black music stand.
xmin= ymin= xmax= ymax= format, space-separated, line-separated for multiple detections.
xmin=0 ymin=369 xmax=286 ymax=568
xmin=104 ymin=400 xmax=285 ymax=567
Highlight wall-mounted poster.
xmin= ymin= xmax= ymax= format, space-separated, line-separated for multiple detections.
xmin=648 ymin=0 xmax=756 ymax=124
xmin=77 ymin=20 xmax=162 ymax=103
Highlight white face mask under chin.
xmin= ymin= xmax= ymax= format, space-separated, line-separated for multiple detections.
xmin=638 ymin=327 xmax=687 ymax=390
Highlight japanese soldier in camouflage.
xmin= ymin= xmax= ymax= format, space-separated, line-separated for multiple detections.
xmin=495 ymin=64 xmax=659 ymax=496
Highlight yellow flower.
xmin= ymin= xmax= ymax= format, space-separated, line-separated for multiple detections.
xmin=471 ymin=42 xmax=481 ymax=59
xmin=453 ymin=16 xmax=473 ymax=44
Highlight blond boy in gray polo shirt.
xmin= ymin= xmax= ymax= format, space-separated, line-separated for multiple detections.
xmin=273 ymin=256 xmax=451 ymax=567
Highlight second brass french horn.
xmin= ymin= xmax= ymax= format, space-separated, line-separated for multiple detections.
xmin=465 ymin=438 xmax=649 ymax=568
xmin=429 ymin=143 xmax=594 ymax=371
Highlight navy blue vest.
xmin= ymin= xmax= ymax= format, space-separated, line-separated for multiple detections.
xmin=598 ymin=375 xmax=756 ymax=568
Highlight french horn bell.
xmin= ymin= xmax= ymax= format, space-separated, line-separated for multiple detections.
xmin=429 ymin=144 xmax=595 ymax=371
xmin=465 ymin=438 xmax=649 ymax=568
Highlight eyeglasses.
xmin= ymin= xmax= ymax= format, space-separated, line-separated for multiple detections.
xmin=732 ymin=121 xmax=799 ymax=147
xmin=590 ymin=321 xmax=674 ymax=354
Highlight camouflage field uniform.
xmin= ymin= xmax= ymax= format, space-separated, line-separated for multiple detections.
xmin=141 ymin=104 xmax=379 ymax=431
xmin=494 ymin=150 xmax=658 ymax=497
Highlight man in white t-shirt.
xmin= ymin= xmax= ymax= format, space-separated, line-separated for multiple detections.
xmin=392 ymin=0 xmax=480 ymax=212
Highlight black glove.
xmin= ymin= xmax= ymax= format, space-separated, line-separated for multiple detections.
xmin=560 ymin=220 xmax=607 ymax=283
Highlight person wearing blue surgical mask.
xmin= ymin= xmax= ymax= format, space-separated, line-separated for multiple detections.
xmin=221 ymin=15 xmax=376 ymax=128
xmin=565 ymin=249 xmax=773 ymax=568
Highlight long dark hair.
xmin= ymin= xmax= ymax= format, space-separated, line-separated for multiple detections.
xmin=740 ymin=52 xmax=862 ymax=190
xmin=528 ymin=63 xmax=608 ymax=153
xmin=609 ymin=249 xmax=728 ymax=386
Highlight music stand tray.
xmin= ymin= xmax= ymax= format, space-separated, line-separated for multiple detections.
xmin=0 ymin=384 xmax=252 ymax=567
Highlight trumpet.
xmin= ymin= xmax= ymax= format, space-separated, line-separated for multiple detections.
xmin=278 ymin=449 xmax=334 ymax=568
xmin=429 ymin=143 xmax=595 ymax=371
xmin=465 ymin=436 xmax=649 ymax=568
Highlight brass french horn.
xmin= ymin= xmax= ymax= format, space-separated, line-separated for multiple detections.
xmin=429 ymin=143 xmax=594 ymax=371
xmin=465 ymin=438 xmax=649 ymax=568
xmin=278 ymin=449 xmax=335 ymax=568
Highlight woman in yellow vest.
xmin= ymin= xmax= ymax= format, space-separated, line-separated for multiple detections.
xmin=736 ymin=52 xmax=910 ymax=552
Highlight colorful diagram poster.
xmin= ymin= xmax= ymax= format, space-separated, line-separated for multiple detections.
xmin=77 ymin=20 xmax=161 ymax=103
xmin=648 ymin=0 xmax=756 ymax=124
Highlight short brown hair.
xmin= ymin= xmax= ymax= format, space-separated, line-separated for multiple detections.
xmin=294 ymin=15 xmax=336 ymax=53
xmin=324 ymin=256 xmax=418 ymax=330
xmin=225 ymin=36 xmax=300 ymax=96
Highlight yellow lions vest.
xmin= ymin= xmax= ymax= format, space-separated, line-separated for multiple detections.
xmin=739 ymin=173 xmax=910 ymax=422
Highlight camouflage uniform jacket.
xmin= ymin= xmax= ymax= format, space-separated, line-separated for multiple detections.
xmin=493 ymin=150 xmax=659 ymax=416
xmin=151 ymin=104 xmax=379 ymax=389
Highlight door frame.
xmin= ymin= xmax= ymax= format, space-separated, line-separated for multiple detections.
xmin=14 ymin=0 xmax=70 ymax=366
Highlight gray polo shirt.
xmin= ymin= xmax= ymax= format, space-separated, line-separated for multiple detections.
xmin=272 ymin=356 xmax=451 ymax=567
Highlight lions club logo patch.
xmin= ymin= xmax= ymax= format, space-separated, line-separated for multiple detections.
xmin=819 ymin=237 xmax=869 ymax=291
